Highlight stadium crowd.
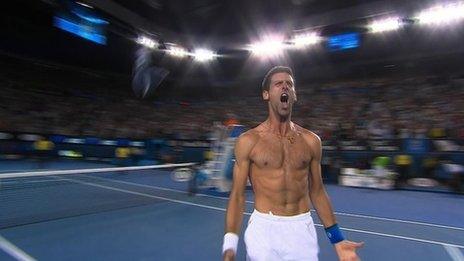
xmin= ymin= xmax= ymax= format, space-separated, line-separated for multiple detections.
xmin=0 ymin=60 xmax=463 ymax=142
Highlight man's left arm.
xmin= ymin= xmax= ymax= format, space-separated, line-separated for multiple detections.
xmin=307 ymin=133 xmax=364 ymax=261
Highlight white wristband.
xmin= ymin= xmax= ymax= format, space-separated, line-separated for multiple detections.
xmin=222 ymin=232 xmax=239 ymax=254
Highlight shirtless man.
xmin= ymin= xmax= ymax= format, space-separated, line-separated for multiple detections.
xmin=223 ymin=66 xmax=363 ymax=261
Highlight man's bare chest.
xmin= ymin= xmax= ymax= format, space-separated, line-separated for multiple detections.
xmin=250 ymin=136 xmax=311 ymax=170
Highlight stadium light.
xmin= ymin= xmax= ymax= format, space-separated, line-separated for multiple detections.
xmin=369 ymin=17 xmax=402 ymax=33
xmin=417 ymin=3 xmax=464 ymax=25
xmin=136 ymin=36 xmax=157 ymax=49
xmin=166 ymin=45 xmax=189 ymax=58
xmin=192 ymin=48 xmax=216 ymax=62
xmin=291 ymin=32 xmax=321 ymax=48
xmin=76 ymin=1 xmax=93 ymax=9
xmin=249 ymin=36 xmax=286 ymax=57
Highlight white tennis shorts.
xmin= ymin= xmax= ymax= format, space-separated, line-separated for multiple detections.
xmin=244 ymin=209 xmax=319 ymax=261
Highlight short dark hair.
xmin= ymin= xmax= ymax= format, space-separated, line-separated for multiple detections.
xmin=261 ymin=66 xmax=294 ymax=92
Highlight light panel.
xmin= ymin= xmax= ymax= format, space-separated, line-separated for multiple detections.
xmin=291 ymin=32 xmax=321 ymax=48
xmin=167 ymin=46 xmax=189 ymax=57
xmin=136 ymin=36 xmax=157 ymax=49
xmin=369 ymin=17 xmax=402 ymax=33
xmin=193 ymin=48 xmax=216 ymax=62
xmin=417 ymin=3 xmax=464 ymax=25
xmin=249 ymin=37 xmax=285 ymax=57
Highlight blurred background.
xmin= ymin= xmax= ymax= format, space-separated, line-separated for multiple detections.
xmin=1 ymin=0 xmax=463 ymax=193
xmin=1 ymin=1 xmax=464 ymax=260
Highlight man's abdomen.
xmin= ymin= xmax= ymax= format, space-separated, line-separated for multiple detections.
xmin=251 ymin=168 xmax=311 ymax=215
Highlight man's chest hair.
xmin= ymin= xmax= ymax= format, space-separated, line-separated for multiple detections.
xmin=250 ymin=136 xmax=311 ymax=170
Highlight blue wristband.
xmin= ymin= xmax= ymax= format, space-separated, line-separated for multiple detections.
xmin=325 ymin=224 xmax=345 ymax=244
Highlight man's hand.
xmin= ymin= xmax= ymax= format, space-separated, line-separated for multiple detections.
xmin=334 ymin=240 xmax=364 ymax=261
xmin=223 ymin=249 xmax=235 ymax=261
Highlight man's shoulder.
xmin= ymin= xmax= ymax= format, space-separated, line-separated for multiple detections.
xmin=293 ymin=124 xmax=321 ymax=145
xmin=234 ymin=129 xmax=260 ymax=157
xmin=237 ymin=128 xmax=260 ymax=144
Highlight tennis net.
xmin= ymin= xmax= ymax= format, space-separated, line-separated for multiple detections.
xmin=0 ymin=163 xmax=199 ymax=229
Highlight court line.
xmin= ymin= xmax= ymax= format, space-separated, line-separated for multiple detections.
xmin=444 ymin=245 xmax=464 ymax=261
xmin=59 ymin=176 xmax=464 ymax=249
xmin=328 ymin=211 xmax=464 ymax=232
xmin=0 ymin=163 xmax=196 ymax=179
xmin=81 ymin=174 xmax=251 ymax=201
xmin=0 ymin=234 xmax=36 ymax=261
xmin=332 ymin=226 xmax=464 ymax=249
xmin=2 ymin=179 xmax=65 ymax=185
xmin=55 ymin=177 xmax=228 ymax=212
xmin=83 ymin=174 xmax=464 ymax=232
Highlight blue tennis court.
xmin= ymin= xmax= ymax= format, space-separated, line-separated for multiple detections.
xmin=1 ymin=161 xmax=464 ymax=261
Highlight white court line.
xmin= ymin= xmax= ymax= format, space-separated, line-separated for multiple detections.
xmin=444 ymin=245 xmax=464 ymax=261
xmin=81 ymin=174 xmax=256 ymax=203
xmin=59 ymin=176 xmax=464 ymax=250
xmin=0 ymin=163 xmax=196 ymax=179
xmin=329 ymin=211 xmax=464 ymax=232
xmin=2 ymin=179 xmax=64 ymax=185
xmin=0 ymin=235 xmax=36 ymax=261
xmin=334 ymin=226 xmax=464 ymax=249
xmin=83 ymin=174 xmax=464 ymax=232
xmin=55 ymin=177 xmax=228 ymax=213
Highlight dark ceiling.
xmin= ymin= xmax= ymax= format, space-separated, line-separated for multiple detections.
xmin=111 ymin=0 xmax=375 ymax=37
xmin=1 ymin=0 xmax=464 ymax=89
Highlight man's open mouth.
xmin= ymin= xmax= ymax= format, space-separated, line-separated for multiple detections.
xmin=280 ymin=93 xmax=289 ymax=103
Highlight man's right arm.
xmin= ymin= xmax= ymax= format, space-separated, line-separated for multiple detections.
xmin=223 ymin=133 xmax=254 ymax=260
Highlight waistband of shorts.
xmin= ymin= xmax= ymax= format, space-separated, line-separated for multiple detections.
xmin=251 ymin=209 xmax=312 ymax=222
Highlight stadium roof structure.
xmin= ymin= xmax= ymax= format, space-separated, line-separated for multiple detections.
xmin=2 ymin=0 xmax=464 ymax=88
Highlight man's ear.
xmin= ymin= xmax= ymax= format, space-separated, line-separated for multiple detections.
xmin=262 ymin=90 xmax=269 ymax=101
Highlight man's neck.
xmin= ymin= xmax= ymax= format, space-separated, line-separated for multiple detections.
xmin=265 ymin=115 xmax=294 ymax=136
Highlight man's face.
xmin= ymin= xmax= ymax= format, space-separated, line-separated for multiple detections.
xmin=263 ymin=72 xmax=297 ymax=117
